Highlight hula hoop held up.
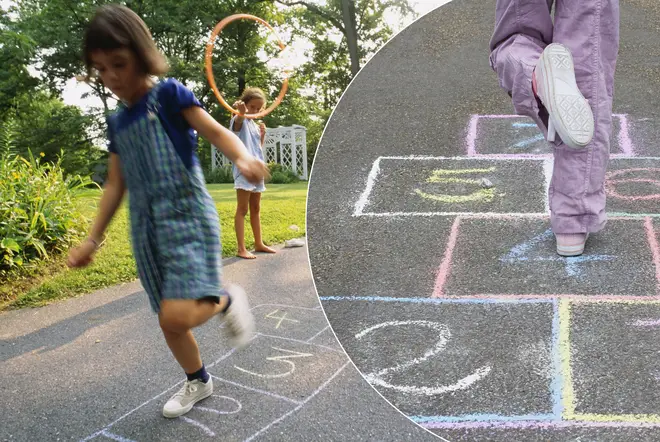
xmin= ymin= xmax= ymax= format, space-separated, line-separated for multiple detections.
xmin=204 ymin=14 xmax=289 ymax=119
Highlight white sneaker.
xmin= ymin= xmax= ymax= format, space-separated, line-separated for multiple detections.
xmin=534 ymin=43 xmax=594 ymax=149
xmin=221 ymin=284 xmax=255 ymax=348
xmin=556 ymin=233 xmax=589 ymax=257
xmin=162 ymin=378 xmax=213 ymax=418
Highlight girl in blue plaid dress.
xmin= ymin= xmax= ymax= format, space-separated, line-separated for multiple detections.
xmin=66 ymin=4 xmax=269 ymax=419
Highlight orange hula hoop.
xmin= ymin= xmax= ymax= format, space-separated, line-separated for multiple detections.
xmin=204 ymin=14 xmax=289 ymax=119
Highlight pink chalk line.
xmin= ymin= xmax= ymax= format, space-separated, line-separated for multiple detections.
xmin=644 ymin=217 xmax=660 ymax=295
xmin=432 ymin=217 xmax=461 ymax=298
xmin=615 ymin=113 xmax=634 ymax=156
xmin=606 ymin=169 xmax=660 ymax=201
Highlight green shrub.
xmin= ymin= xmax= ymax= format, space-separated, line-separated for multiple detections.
xmin=268 ymin=162 xmax=300 ymax=184
xmin=0 ymin=150 xmax=96 ymax=279
xmin=205 ymin=164 xmax=234 ymax=184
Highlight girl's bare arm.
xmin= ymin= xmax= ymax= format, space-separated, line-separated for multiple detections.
xmin=232 ymin=114 xmax=245 ymax=132
xmin=88 ymin=153 xmax=126 ymax=243
xmin=182 ymin=106 xmax=252 ymax=164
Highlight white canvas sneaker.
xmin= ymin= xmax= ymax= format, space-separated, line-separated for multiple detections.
xmin=162 ymin=378 xmax=213 ymax=418
xmin=534 ymin=43 xmax=594 ymax=149
xmin=221 ymin=284 xmax=255 ymax=348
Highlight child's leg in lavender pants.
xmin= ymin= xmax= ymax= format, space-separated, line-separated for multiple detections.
xmin=550 ymin=0 xmax=620 ymax=234
xmin=488 ymin=0 xmax=554 ymax=136
xmin=488 ymin=0 xmax=620 ymax=234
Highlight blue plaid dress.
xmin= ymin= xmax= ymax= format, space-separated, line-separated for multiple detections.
xmin=108 ymin=82 xmax=226 ymax=312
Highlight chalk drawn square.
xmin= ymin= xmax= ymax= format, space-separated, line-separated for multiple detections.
xmin=469 ymin=114 xmax=629 ymax=157
xmin=606 ymin=158 xmax=660 ymax=216
xmin=322 ymin=299 xmax=555 ymax=417
xmin=213 ymin=335 xmax=346 ymax=401
xmin=251 ymin=304 xmax=331 ymax=342
xmin=100 ymin=380 xmax=297 ymax=442
xmin=358 ymin=158 xmax=546 ymax=215
xmin=569 ymin=302 xmax=660 ymax=418
xmin=439 ymin=218 xmax=658 ymax=299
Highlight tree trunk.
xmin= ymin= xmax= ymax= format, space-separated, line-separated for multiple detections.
xmin=238 ymin=70 xmax=246 ymax=97
xmin=342 ymin=0 xmax=360 ymax=76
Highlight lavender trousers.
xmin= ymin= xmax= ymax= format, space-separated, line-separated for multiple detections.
xmin=489 ymin=0 xmax=620 ymax=234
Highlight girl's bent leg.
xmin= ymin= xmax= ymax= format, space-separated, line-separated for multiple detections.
xmin=161 ymin=327 xmax=204 ymax=373
xmin=235 ymin=189 xmax=256 ymax=259
xmin=249 ymin=192 xmax=276 ymax=254
xmin=550 ymin=0 xmax=620 ymax=234
xmin=489 ymin=0 xmax=554 ymax=132
xmin=159 ymin=300 xmax=222 ymax=418
xmin=159 ymin=298 xmax=228 ymax=333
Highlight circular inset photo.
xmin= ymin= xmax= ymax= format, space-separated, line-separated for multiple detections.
xmin=307 ymin=0 xmax=660 ymax=441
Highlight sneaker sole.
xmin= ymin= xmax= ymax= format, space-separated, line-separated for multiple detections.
xmin=537 ymin=44 xmax=594 ymax=149
xmin=556 ymin=234 xmax=589 ymax=257
xmin=162 ymin=385 xmax=213 ymax=419
xmin=556 ymin=244 xmax=585 ymax=257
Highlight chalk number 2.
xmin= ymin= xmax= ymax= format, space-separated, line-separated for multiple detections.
xmin=355 ymin=320 xmax=491 ymax=395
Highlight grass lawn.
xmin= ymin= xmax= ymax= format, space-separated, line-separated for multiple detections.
xmin=0 ymin=182 xmax=308 ymax=311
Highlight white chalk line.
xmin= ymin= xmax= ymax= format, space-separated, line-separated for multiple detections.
xmin=79 ymin=346 xmax=238 ymax=442
xmin=357 ymin=211 xmax=660 ymax=218
xmin=353 ymin=156 xmax=382 ymax=216
xmin=543 ymin=157 xmax=553 ymax=215
xmin=233 ymin=347 xmax=314 ymax=379
xmin=365 ymin=366 xmax=492 ymax=396
xmin=358 ymin=211 xmax=548 ymax=218
xmin=353 ymin=155 xmax=660 ymax=218
xmin=99 ymin=430 xmax=136 ymax=442
xmin=306 ymin=325 xmax=331 ymax=342
xmin=210 ymin=375 xmax=302 ymax=406
xmin=196 ymin=395 xmax=242 ymax=415
xmin=243 ymin=361 xmax=351 ymax=442
xmin=251 ymin=303 xmax=324 ymax=312
xmin=356 ymin=321 xmax=450 ymax=378
xmin=356 ymin=321 xmax=491 ymax=396
xmin=255 ymin=332 xmax=346 ymax=354
xmin=180 ymin=417 xmax=216 ymax=437
xmin=78 ymin=302 xmax=330 ymax=441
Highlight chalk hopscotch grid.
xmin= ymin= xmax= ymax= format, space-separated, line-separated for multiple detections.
xmin=80 ymin=303 xmax=349 ymax=442
xmin=353 ymin=156 xmax=660 ymax=219
xmin=319 ymin=296 xmax=660 ymax=429
xmin=338 ymin=113 xmax=660 ymax=430
xmin=318 ymin=217 xmax=660 ymax=427
xmin=466 ymin=113 xmax=633 ymax=158
xmin=352 ymin=113 xmax=660 ymax=219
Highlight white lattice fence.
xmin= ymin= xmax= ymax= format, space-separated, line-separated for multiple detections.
xmin=212 ymin=125 xmax=308 ymax=180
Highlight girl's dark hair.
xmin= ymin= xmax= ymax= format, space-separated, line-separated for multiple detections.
xmin=82 ymin=4 xmax=168 ymax=80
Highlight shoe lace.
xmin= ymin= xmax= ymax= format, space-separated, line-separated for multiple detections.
xmin=173 ymin=380 xmax=197 ymax=399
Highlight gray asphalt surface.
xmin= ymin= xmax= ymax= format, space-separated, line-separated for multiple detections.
xmin=307 ymin=0 xmax=660 ymax=441
xmin=0 ymin=245 xmax=437 ymax=442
